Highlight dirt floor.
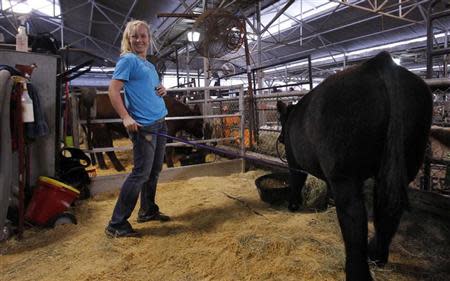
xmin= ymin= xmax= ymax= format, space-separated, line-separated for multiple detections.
xmin=1 ymin=170 xmax=450 ymax=281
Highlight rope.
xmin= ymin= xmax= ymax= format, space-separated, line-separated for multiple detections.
xmin=154 ymin=131 xmax=306 ymax=174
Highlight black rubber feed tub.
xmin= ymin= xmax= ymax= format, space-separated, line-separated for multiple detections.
xmin=255 ymin=173 xmax=289 ymax=205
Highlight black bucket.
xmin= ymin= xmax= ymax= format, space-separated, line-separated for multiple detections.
xmin=255 ymin=173 xmax=289 ymax=205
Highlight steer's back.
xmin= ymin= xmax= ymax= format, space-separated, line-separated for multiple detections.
xmin=286 ymin=52 xmax=432 ymax=182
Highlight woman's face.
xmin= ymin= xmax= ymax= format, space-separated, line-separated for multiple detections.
xmin=129 ymin=24 xmax=150 ymax=58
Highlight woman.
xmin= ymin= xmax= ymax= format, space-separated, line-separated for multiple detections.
xmin=105 ymin=20 xmax=170 ymax=238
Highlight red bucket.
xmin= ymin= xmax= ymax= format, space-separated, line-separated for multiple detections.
xmin=25 ymin=176 xmax=80 ymax=226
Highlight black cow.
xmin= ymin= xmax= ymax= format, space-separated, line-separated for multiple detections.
xmin=277 ymin=51 xmax=432 ymax=281
xmin=79 ymin=92 xmax=206 ymax=171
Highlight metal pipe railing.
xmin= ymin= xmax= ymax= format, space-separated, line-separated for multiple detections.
xmin=73 ymin=85 xmax=247 ymax=165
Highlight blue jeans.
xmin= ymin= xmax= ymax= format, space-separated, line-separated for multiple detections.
xmin=109 ymin=119 xmax=167 ymax=229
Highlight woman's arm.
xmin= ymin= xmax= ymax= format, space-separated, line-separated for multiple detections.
xmin=156 ymin=84 xmax=167 ymax=97
xmin=108 ymin=79 xmax=140 ymax=132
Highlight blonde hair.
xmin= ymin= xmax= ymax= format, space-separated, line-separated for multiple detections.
xmin=120 ymin=20 xmax=151 ymax=55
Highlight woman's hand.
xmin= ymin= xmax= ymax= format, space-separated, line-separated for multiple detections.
xmin=122 ymin=115 xmax=140 ymax=132
xmin=156 ymin=84 xmax=167 ymax=97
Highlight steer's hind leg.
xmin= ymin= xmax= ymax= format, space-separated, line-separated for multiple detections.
xmin=368 ymin=180 xmax=404 ymax=266
xmin=107 ymin=151 xmax=125 ymax=171
xmin=287 ymin=170 xmax=307 ymax=212
xmin=96 ymin=152 xmax=108 ymax=170
xmin=330 ymin=178 xmax=372 ymax=281
xmin=165 ymin=146 xmax=175 ymax=168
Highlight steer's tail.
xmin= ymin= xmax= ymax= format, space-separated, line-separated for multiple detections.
xmin=374 ymin=52 xmax=410 ymax=213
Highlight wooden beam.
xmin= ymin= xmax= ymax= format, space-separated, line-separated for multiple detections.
xmin=157 ymin=13 xmax=200 ymax=19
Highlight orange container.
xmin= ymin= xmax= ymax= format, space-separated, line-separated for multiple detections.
xmin=25 ymin=177 xmax=79 ymax=226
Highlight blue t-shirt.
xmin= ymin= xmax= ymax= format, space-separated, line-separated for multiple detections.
xmin=112 ymin=53 xmax=167 ymax=126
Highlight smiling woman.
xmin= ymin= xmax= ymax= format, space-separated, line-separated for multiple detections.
xmin=105 ymin=19 xmax=171 ymax=238
xmin=129 ymin=26 xmax=150 ymax=58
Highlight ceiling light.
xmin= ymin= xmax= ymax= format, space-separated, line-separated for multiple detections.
xmin=29 ymin=0 xmax=61 ymax=16
xmin=393 ymin=57 xmax=401 ymax=65
xmin=187 ymin=31 xmax=200 ymax=42
xmin=13 ymin=3 xmax=32 ymax=14
xmin=1 ymin=0 xmax=61 ymax=16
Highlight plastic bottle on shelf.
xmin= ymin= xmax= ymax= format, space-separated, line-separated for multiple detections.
xmin=16 ymin=26 xmax=28 ymax=52
xmin=21 ymin=83 xmax=34 ymax=123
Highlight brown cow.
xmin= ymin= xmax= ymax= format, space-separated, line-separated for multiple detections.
xmin=79 ymin=89 xmax=206 ymax=171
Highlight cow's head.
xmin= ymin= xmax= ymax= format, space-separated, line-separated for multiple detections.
xmin=185 ymin=104 xmax=204 ymax=139
xmin=79 ymin=87 xmax=98 ymax=119
xmin=276 ymin=101 xmax=294 ymax=145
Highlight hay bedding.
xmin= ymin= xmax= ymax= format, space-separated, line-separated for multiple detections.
xmin=1 ymin=171 xmax=449 ymax=281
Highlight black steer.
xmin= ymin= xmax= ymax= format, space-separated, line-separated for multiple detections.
xmin=277 ymin=51 xmax=432 ymax=281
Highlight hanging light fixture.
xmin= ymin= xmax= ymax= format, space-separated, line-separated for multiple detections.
xmin=187 ymin=30 xmax=200 ymax=42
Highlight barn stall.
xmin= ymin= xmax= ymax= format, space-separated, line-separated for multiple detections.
xmin=1 ymin=1 xmax=450 ymax=281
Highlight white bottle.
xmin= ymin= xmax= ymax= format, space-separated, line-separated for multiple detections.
xmin=16 ymin=26 xmax=28 ymax=52
xmin=21 ymin=83 xmax=34 ymax=123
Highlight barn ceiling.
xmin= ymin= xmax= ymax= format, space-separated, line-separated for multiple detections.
xmin=0 ymin=0 xmax=449 ymax=82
